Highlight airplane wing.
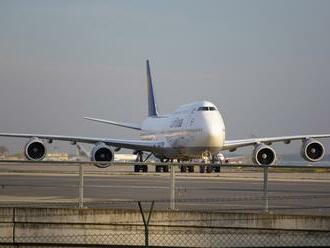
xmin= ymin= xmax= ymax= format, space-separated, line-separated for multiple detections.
xmin=223 ymin=134 xmax=330 ymax=151
xmin=84 ymin=117 xmax=141 ymax=130
xmin=0 ymin=132 xmax=162 ymax=152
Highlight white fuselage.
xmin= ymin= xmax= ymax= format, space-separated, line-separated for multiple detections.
xmin=140 ymin=101 xmax=225 ymax=160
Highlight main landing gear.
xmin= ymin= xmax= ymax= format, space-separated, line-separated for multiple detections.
xmin=178 ymin=159 xmax=194 ymax=173
xmin=155 ymin=158 xmax=169 ymax=173
xmin=134 ymin=153 xmax=170 ymax=173
xmin=133 ymin=151 xmax=221 ymax=174
xmin=134 ymin=151 xmax=148 ymax=172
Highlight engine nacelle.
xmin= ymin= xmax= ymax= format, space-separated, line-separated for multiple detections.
xmin=301 ymin=139 xmax=324 ymax=162
xmin=252 ymin=144 xmax=276 ymax=165
xmin=24 ymin=138 xmax=47 ymax=161
xmin=91 ymin=142 xmax=114 ymax=168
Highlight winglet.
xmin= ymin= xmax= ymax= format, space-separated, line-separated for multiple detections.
xmin=146 ymin=60 xmax=159 ymax=117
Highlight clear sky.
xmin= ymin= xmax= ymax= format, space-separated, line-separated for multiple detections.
xmin=0 ymin=0 xmax=329 ymax=155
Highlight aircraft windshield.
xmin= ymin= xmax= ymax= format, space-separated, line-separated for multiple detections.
xmin=197 ymin=106 xmax=217 ymax=111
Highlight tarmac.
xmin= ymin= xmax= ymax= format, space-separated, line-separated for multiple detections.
xmin=0 ymin=163 xmax=329 ymax=215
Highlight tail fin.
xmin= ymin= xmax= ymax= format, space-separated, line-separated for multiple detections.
xmin=146 ymin=60 xmax=159 ymax=117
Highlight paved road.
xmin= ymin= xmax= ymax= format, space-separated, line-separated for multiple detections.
xmin=0 ymin=172 xmax=329 ymax=215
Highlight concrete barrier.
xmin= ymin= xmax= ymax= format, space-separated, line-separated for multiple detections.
xmin=0 ymin=207 xmax=329 ymax=247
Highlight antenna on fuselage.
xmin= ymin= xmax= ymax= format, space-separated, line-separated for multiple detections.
xmin=146 ymin=60 xmax=159 ymax=117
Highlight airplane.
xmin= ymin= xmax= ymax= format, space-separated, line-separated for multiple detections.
xmin=0 ymin=60 xmax=329 ymax=173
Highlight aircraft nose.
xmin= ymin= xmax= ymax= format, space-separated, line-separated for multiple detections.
xmin=199 ymin=110 xmax=225 ymax=148
xmin=205 ymin=128 xmax=223 ymax=147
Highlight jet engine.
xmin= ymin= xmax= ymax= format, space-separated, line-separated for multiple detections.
xmin=301 ymin=139 xmax=324 ymax=162
xmin=91 ymin=142 xmax=114 ymax=168
xmin=24 ymin=138 xmax=47 ymax=161
xmin=252 ymin=144 xmax=276 ymax=165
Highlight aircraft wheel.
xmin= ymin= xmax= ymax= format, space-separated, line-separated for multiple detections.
xmin=163 ymin=165 xmax=169 ymax=173
xmin=134 ymin=165 xmax=140 ymax=172
xmin=214 ymin=165 xmax=221 ymax=173
xmin=199 ymin=165 xmax=205 ymax=173
xmin=155 ymin=165 xmax=161 ymax=172
xmin=206 ymin=165 xmax=213 ymax=173
xmin=180 ymin=166 xmax=187 ymax=173
xmin=188 ymin=166 xmax=194 ymax=173
xmin=142 ymin=165 xmax=148 ymax=173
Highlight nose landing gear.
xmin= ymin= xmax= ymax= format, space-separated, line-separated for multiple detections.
xmin=199 ymin=151 xmax=221 ymax=173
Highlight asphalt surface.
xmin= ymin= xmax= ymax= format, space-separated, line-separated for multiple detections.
xmin=0 ymin=168 xmax=330 ymax=215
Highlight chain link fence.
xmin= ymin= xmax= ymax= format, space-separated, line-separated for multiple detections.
xmin=0 ymin=162 xmax=330 ymax=247
xmin=1 ymin=162 xmax=330 ymax=215
xmin=0 ymin=202 xmax=330 ymax=247
xmin=1 ymin=227 xmax=330 ymax=247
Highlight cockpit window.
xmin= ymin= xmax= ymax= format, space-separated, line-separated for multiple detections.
xmin=197 ymin=107 xmax=209 ymax=111
xmin=197 ymin=106 xmax=217 ymax=111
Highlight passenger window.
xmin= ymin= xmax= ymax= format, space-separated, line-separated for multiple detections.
xmin=209 ymin=107 xmax=216 ymax=111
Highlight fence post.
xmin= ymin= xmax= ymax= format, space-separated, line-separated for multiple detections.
xmin=78 ymin=164 xmax=84 ymax=208
xmin=12 ymin=207 xmax=16 ymax=245
xmin=263 ymin=166 xmax=269 ymax=213
xmin=170 ymin=164 xmax=176 ymax=210
xmin=138 ymin=201 xmax=155 ymax=248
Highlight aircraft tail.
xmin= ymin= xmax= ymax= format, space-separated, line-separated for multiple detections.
xmin=146 ymin=60 xmax=159 ymax=117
